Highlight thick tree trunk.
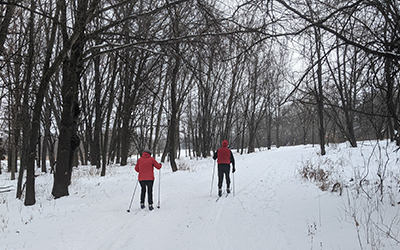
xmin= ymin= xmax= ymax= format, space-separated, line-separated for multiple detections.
xmin=52 ymin=0 xmax=99 ymax=198
xmin=167 ymin=54 xmax=180 ymax=172
xmin=24 ymin=0 xmax=37 ymax=206
xmin=52 ymin=58 xmax=81 ymax=198
xmin=344 ymin=111 xmax=357 ymax=147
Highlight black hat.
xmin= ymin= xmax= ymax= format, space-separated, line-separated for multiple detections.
xmin=143 ymin=149 xmax=151 ymax=154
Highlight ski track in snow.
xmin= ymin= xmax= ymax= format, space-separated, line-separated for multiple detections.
xmin=5 ymin=144 xmax=393 ymax=249
xmin=91 ymin=146 xmax=313 ymax=250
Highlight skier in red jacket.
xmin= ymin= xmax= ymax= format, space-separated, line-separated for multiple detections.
xmin=135 ymin=149 xmax=162 ymax=210
xmin=213 ymin=140 xmax=236 ymax=197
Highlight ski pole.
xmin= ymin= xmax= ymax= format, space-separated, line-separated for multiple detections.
xmin=210 ymin=160 xmax=216 ymax=196
xmin=233 ymin=172 xmax=235 ymax=197
xmin=157 ymin=168 xmax=161 ymax=209
xmin=127 ymin=178 xmax=139 ymax=213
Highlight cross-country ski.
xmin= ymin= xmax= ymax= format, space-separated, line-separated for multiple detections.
xmin=215 ymin=192 xmax=230 ymax=202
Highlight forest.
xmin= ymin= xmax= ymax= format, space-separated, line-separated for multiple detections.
xmin=0 ymin=0 xmax=399 ymax=206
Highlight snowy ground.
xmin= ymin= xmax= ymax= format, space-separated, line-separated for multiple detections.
xmin=1 ymin=141 xmax=400 ymax=250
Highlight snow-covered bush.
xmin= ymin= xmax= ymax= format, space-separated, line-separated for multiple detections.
xmin=298 ymin=155 xmax=347 ymax=193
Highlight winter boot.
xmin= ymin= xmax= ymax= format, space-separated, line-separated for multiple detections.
xmin=218 ymin=188 xmax=222 ymax=197
xmin=227 ymin=188 xmax=231 ymax=194
xmin=140 ymin=203 xmax=145 ymax=209
xmin=149 ymin=204 xmax=154 ymax=211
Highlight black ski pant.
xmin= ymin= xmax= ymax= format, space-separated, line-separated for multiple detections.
xmin=140 ymin=180 xmax=154 ymax=205
xmin=218 ymin=164 xmax=231 ymax=189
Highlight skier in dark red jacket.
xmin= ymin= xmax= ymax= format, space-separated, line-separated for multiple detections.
xmin=135 ymin=149 xmax=162 ymax=210
xmin=213 ymin=140 xmax=236 ymax=197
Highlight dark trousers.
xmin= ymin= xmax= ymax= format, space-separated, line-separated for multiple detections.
xmin=218 ymin=164 xmax=231 ymax=189
xmin=140 ymin=180 xmax=154 ymax=205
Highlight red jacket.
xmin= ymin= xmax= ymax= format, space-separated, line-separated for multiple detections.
xmin=135 ymin=152 xmax=162 ymax=181
xmin=213 ymin=140 xmax=235 ymax=167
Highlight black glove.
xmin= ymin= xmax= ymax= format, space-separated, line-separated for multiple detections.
xmin=213 ymin=151 xmax=217 ymax=160
xmin=232 ymin=167 xmax=236 ymax=173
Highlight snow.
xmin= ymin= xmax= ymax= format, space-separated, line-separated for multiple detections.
xmin=1 ymin=141 xmax=400 ymax=250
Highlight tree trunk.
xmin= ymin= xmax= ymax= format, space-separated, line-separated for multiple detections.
xmin=52 ymin=0 xmax=97 ymax=198
xmin=266 ymin=111 xmax=272 ymax=150
xmin=101 ymin=56 xmax=117 ymax=176
xmin=93 ymin=41 xmax=101 ymax=169
xmin=0 ymin=0 xmax=20 ymax=54
xmin=8 ymin=90 xmax=17 ymax=180
xmin=24 ymin=0 xmax=37 ymax=206
xmin=163 ymin=7 xmax=182 ymax=172
xmin=385 ymin=56 xmax=400 ymax=145
xmin=315 ymin=27 xmax=326 ymax=155
xmin=223 ymin=56 xmax=241 ymax=141
xmin=120 ymin=51 xmax=138 ymax=166
xmin=52 ymin=59 xmax=81 ymax=198
xmin=41 ymin=99 xmax=51 ymax=173
xmin=248 ymin=57 xmax=259 ymax=154
xmin=120 ymin=76 xmax=131 ymax=166
xmin=152 ymin=69 xmax=168 ymax=153
xmin=167 ymin=54 xmax=180 ymax=172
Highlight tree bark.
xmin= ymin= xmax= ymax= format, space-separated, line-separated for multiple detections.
xmin=52 ymin=0 xmax=100 ymax=198
xmin=0 ymin=0 xmax=21 ymax=55
xmin=93 ymin=40 xmax=102 ymax=169
xmin=101 ymin=55 xmax=118 ymax=176
xmin=24 ymin=0 xmax=37 ymax=206
xmin=313 ymin=24 xmax=326 ymax=155
xmin=167 ymin=53 xmax=180 ymax=172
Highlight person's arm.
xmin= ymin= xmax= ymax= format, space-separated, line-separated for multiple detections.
xmin=153 ymin=158 xmax=162 ymax=170
xmin=230 ymin=151 xmax=236 ymax=173
xmin=213 ymin=150 xmax=218 ymax=160
xmin=135 ymin=159 xmax=140 ymax=173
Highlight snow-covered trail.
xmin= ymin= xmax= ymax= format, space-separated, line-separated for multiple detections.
xmin=91 ymin=146 xmax=319 ymax=250
xmin=2 ymin=145 xmax=358 ymax=250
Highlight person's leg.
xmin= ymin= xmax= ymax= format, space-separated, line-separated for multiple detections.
xmin=145 ymin=180 xmax=154 ymax=210
xmin=217 ymin=165 xmax=224 ymax=189
xmin=225 ymin=166 xmax=231 ymax=192
xmin=147 ymin=180 xmax=154 ymax=205
xmin=225 ymin=166 xmax=231 ymax=189
xmin=139 ymin=181 xmax=146 ymax=207
xmin=217 ymin=165 xmax=223 ymax=196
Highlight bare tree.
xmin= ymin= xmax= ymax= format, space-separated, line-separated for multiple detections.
xmin=0 ymin=0 xmax=22 ymax=55
xmin=23 ymin=0 xmax=37 ymax=205
xmin=273 ymin=0 xmax=400 ymax=146
xmin=52 ymin=0 xmax=101 ymax=199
